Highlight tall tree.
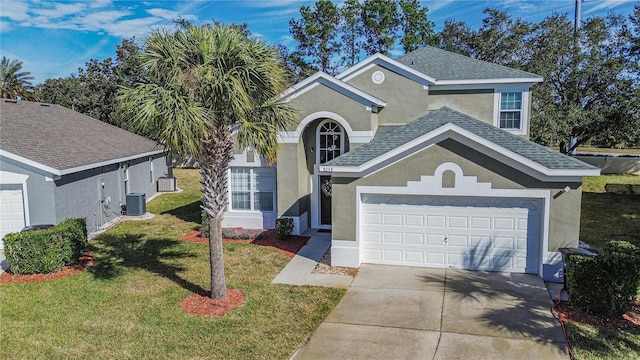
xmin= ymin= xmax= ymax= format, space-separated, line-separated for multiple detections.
xmin=119 ymin=24 xmax=296 ymax=300
xmin=0 ymin=57 xmax=35 ymax=100
xmin=526 ymin=13 xmax=639 ymax=149
xmin=360 ymin=0 xmax=401 ymax=55
xmin=398 ymin=0 xmax=438 ymax=52
xmin=289 ymin=0 xmax=341 ymax=74
xmin=340 ymin=0 xmax=362 ymax=67
xmin=36 ymin=76 xmax=82 ymax=109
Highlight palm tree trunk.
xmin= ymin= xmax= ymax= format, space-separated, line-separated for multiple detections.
xmin=199 ymin=126 xmax=235 ymax=300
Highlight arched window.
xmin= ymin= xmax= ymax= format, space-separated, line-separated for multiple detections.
xmin=318 ymin=120 xmax=344 ymax=164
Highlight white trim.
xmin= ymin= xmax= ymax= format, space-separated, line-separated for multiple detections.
xmin=279 ymin=111 xmax=373 ymax=144
xmin=0 ymin=149 xmax=164 ymax=177
xmin=324 ymin=124 xmax=600 ymax=180
xmin=281 ymin=71 xmax=386 ymax=108
xmin=339 ymin=162 xmax=551 ymax=278
xmin=0 ymin=171 xmax=31 ymax=227
xmin=436 ymin=78 xmax=542 ymax=85
xmin=228 ymin=166 xmax=276 ymax=213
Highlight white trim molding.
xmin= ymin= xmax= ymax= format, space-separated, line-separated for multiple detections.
xmin=279 ymin=111 xmax=374 ymax=144
xmin=493 ymin=86 xmax=531 ymax=136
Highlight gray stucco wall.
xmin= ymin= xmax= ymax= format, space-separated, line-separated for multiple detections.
xmin=0 ymin=158 xmax=56 ymax=226
xmin=287 ymin=84 xmax=373 ymax=132
xmin=345 ymin=65 xmax=430 ymax=126
xmin=53 ymin=153 xmax=168 ymax=231
xmin=332 ymin=139 xmax=583 ymax=251
xmin=427 ymin=89 xmax=494 ymax=124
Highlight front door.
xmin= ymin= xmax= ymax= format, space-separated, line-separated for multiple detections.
xmin=320 ymin=176 xmax=332 ymax=225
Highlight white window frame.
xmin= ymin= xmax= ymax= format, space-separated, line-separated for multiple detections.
xmin=228 ymin=167 xmax=276 ymax=212
xmin=149 ymin=157 xmax=154 ymax=184
xmin=122 ymin=164 xmax=129 ymax=195
xmin=316 ymin=119 xmax=345 ymax=165
xmin=493 ymin=87 xmax=530 ymax=136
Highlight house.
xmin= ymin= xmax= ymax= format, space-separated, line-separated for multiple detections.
xmin=0 ymin=99 xmax=169 ymax=247
xmin=227 ymin=46 xmax=599 ymax=281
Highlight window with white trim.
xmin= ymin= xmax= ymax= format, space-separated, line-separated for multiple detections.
xmin=318 ymin=120 xmax=344 ymax=164
xmin=230 ymin=167 xmax=275 ymax=211
xmin=149 ymin=157 xmax=154 ymax=184
xmin=499 ymin=92 xmax=523 ymax=129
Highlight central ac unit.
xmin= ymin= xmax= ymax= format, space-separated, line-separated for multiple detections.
xmin=157 ymin=177 xmax=177 ymax=192
xmin=126 ymin=193 xmax=146 ymax=216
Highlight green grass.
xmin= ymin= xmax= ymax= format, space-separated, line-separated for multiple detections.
xmin=0 ymin=169 xmax=344 ymax=360
xmin=569 ymin=174 xmax=640 ymax=360
xmin=580 ymin=175 xmax=640 ymax=249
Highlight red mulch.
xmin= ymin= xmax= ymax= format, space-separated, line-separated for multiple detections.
xmin=180 ymin=289 xmax=245 ymax=317
xmin=0 ymin=252 xmax=95 ymax=284
xmin=179 ymin=229 xmax=309 ymax=258
xmin=554 ymin=300 xmax=640 ymax=331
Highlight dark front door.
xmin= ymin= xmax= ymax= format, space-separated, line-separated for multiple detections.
xmin=320 ymin=176 xmax=332 ymax=225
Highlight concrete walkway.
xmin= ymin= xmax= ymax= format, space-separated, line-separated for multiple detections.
xmin=272 ymin=229 xmax=354 ymax=288
xmin=292 ymin=264 xmax=568 ymax=360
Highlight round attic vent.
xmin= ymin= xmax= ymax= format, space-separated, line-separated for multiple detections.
xmin=371 ymin=70 xmax=385 ymax=84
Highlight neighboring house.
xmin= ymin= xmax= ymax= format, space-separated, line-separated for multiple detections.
xmin=227 ymin=46 xmax=599 ymax=281
xmin=0 ymin=99 xmax=169 ymax=247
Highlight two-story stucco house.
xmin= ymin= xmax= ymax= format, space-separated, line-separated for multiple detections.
xmin=221 ymin=46 xmax=599 ymax=280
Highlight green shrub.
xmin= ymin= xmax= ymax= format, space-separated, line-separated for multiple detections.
xmin=275 ymin=218 xmax=294 ymax=240
xmin=567 ymin=241 xmax=640 ymax=316
xmin=201 ymin=210 xmax=210 ymax=236
xmin=4 ymin=218 xmax=88 ymax=275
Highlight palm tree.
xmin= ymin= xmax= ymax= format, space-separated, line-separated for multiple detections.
xmin=0 ymin=57 xmax=35 ymax=100
xmin=119 ymin=24 xmax=296 ymax=299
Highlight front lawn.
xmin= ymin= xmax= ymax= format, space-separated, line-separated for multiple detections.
xmin=0 ymin=169 xmax=344 ymax=359
xmin=568 ymin=174 xmax=640 ymax=360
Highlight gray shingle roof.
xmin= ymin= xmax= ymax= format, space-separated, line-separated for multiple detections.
xmin=325 ymin=107 xmax=596 ymax=171
xmin=0 ymin=99 xmax=160 ymax=172
xmin=396 ymin=46 xmax=542 ymax=81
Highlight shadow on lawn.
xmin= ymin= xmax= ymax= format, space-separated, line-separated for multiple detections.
xmin=160 ymin=200 xmax=202 ymax=224
xmin=567 ymin=322 xmax=640 ymax=355
xmin=87 ymin=233 xmax=205 ymax=294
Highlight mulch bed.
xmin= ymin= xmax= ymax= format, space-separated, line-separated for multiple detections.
xmin=180 ymin=289 xmax=245 ymax=317
xmin=554 ymin=300 xmax=640 ymax=331
xmin=0 ymin=252 xmax=95 ymax=284
xmin=313 ymin=248 xmax=358 ymax=276
xmin=179 ymin=229 xmax=309 ymax=259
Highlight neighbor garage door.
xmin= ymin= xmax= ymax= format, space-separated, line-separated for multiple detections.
xmin=361 ymin=195 xmax=541 ymax=273
xmin=0 ymin=188 xmax=26 ymax=249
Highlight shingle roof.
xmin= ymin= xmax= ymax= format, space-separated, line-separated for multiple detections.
xmin=396 ymin=46 xmax=542 ymax=81
xmin=0 ymin=99 xmax=160 ymax=172
xmin=325 ymin=107 xmax=596 ymax=171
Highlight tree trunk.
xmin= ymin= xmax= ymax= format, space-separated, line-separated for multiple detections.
xmin=197 ymin=126 xmax=235 ymax=300
xmin=208 ymin=213 xmax=227 ymax=299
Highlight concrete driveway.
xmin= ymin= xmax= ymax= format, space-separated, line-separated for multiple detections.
xmin=292 ymin=264 xmax=567 ymax=360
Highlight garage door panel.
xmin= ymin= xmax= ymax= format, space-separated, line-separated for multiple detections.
xmin=470 ymin=217 xmax=491 ymax=230
xmin=447 ymin=235 xmax=468 ymax=247
xmin=448 ymin=216 xmax=468 ymax=228
xmin=361 ymin=195 xmax=541 ymax=273
xmin=405 ymin=233 xmax=424 ymax=245
xmin=383 ymin=232 xmax=402 ymax=244
xmin=427 ymin=215 xmax=446 ymax=227
xmin=384 ymin=214 xmax=403 ymax=225
xmin=405 ymin=214 xmax=424 ymax=226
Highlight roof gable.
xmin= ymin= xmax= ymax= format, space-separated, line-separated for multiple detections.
xmin=281 ymin=71 xmax=386 ymax=109
xmin=324 ymin=107 xmax=598 ymax=181
xmin=0 ymin=99 xmax=162 ymax=176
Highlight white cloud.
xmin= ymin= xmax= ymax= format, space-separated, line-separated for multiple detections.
xmin=31 ymin=2 xmax=87 ymax=19
xmin=0 ymin=1 xmax=31 ymax=21
xmin=584 ymin=0 xmax=628 ymax=14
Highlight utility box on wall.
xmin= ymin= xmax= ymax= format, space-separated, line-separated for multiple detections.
xmin=126 ymin=193 xmax=146 ymax=216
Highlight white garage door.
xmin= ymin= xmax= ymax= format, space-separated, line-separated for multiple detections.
xmin=361 ymin=195 xmax=541 ymax=273
xmin=0 ymin=188 xmax=26 ymax=249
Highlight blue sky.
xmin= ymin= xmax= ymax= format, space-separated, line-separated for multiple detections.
xmin=1 ymin=0 xmax=637 ymax=84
